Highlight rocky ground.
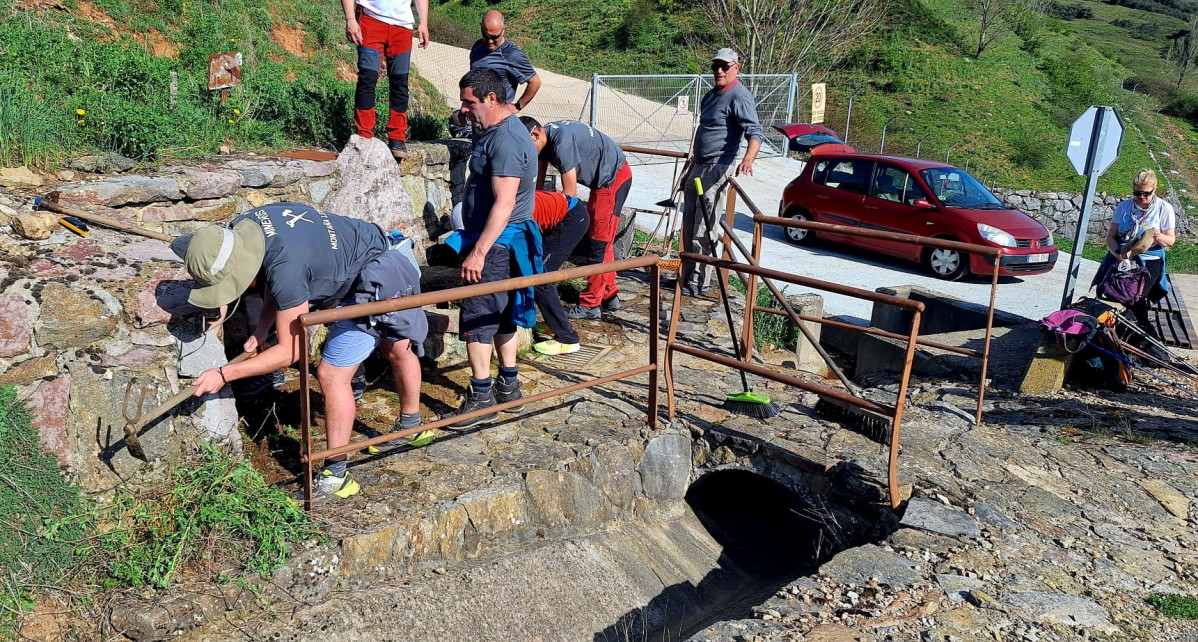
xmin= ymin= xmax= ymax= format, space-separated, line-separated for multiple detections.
xmin=5 ymin=221 xmax=1198 ymax=639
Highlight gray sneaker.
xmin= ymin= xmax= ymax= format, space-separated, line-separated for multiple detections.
xmin=351 ymin=372 xmax=367 ymax=401
xmin=601 ymin=295 xmax=621 ymax=312
xmin=565 ymin=304 xmax=602 ymax=320
xmin=449 ymin=384 xmax=497 ymax=427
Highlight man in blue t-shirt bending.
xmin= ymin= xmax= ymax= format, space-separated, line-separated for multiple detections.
xmin=449 ymin=67 xmax=542 ymax=427
xmin=182 ymin=203 xmax=429 ymax=504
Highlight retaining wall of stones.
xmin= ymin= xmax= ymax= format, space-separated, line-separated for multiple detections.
xmin=991 ymin=187 xmax=1190 ymax=239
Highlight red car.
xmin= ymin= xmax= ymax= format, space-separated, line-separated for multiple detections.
xmin=779 ymin=153 xmax=1058 ymax=280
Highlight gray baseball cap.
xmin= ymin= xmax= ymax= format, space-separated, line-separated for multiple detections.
xmin=712 ymin=48 xmax=739 ymax=63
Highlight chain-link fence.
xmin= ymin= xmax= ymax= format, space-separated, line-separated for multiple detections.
xmin=589 ymin=73 xmax=798 ymax=165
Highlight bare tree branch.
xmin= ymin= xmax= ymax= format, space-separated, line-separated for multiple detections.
xmin=699 ymin=0 xmax=888 ymax=77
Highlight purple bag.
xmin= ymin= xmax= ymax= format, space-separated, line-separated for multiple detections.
xmin=1040 ymin=309 xmax=1100 ymax=353
xmin=1097 ymin=264 xmax=1150 ymax=307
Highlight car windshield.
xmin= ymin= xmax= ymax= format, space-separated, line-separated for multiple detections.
xmin=794 ymin=134 xmax=843 ymax=146
xmin=918 ymin=168 xmax=1004 ymax=209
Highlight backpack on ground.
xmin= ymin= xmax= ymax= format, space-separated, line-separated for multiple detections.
xmin=1039 ymin=309 xmax=1100 ymax=353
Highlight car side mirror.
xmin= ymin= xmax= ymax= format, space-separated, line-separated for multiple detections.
xmin=912 ymin=198 xmax=936 ymax=210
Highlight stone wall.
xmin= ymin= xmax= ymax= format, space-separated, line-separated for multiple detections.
xmin=0 ymin=136 xmax=465 ymax=491
xmin=991 ymin=187 xmax=1190 ymax=240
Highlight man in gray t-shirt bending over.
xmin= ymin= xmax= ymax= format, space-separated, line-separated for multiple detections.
xmin=181 ymin=203 xmax=429 ymax=504
xmin=679 ymin=47 xmax=765 ymax=295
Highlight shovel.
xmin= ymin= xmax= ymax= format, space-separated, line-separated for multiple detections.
xmin=122 ymin=352 xmax=251 ymax=460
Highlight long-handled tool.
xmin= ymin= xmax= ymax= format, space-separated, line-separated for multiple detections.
xmin=694 ymin=177 xmax=779 ymax=419
xmin=36 ymin=195 xmax=173 ymax=242
xmin=121 ymin=352 xmax=251 ymax=461
xmin=722 ymin=178 xmax=891 ymax=439
xmin=1088 ymin=342 xmax=1198 ymax=400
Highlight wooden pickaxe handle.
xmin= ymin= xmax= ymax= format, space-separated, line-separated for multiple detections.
xmin=38 ymin=196 xmax=174 ymax=243
xmin=131 ymin=352 xmax=253 ymax=431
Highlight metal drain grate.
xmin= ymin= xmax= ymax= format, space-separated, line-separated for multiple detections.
xmin=536 ymin=344 xmax=613 ymax=370
xmin=1148 ymin=275 xmax=1195 ymax=349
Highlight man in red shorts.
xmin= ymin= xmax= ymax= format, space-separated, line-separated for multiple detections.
xmin=343 ymin=0 xmax=430 ymax=159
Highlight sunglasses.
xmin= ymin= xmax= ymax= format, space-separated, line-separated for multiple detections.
xmin=711 ymin=62 xmax=735 ymax=71
xmin=482 ymin=30 xmax=504 ymax=41
xmin=1133 ymin=189 xmax=1154 ymax=197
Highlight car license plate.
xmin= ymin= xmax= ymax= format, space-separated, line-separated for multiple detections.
xmin=1027 ymin=253 xmax=1049 ymax=263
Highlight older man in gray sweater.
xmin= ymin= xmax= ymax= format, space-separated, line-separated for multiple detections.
xmin=678 ymin=47 xmax=764 ymax=296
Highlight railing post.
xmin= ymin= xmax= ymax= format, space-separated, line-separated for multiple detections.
xmin=844 ymin=86 xmax=863 ymax=143
xmin=879 ymin=116 xmax=897 ymax=154
xmin=299 ymin=324 xmax=314 ymax=510
xmin=890 ymin=307 xmax=921 ymax=511
xmin=719 ymin=186 xmax=737 ymax=302
xmin=649 ymin=263 xmax=660 ymax=429
xmin=916 ymin=132 xmax=931 ymax=157
xmin=590 ymin=73 xmax=600 ymax=127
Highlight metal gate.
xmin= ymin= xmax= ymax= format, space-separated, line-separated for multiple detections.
xmin=589 ymin=73 xmax=798 ymax=165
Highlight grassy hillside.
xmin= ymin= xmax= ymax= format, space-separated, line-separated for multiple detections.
xmin=0 ymin=0 xmax=447 ymax=167
xmin=430 ymin=0 xmax=1198 ymax=204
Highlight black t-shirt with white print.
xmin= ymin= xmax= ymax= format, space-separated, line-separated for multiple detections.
xmin=233 ymin=203 xmax=386 ymax=310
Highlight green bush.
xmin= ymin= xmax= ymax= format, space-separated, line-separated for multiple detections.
xmin=409 ymin=110 xmax=446 ymax=140
xmin=104 ymin=442 xmax=322 ymax=589
xmin=0 ymin=386 xmax=93 ymax=632
xmin=1146 ymin=593 xmax=1198 ymax=619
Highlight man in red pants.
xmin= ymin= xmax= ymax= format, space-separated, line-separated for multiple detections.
xmin=522 ymin=117 xmax=632 ymax=319
xmin=343 ymin=0 xmax=430 ymax=159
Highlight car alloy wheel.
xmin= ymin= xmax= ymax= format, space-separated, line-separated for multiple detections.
xmin=784 ymin=211 xmax=814 ymax=246
xmin=926 ymin=247 xmax=969 ymax=281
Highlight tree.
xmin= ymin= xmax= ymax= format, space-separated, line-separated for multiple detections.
xmin=1166 ymin=16 xmax=1198 ymax=91
xmin=967 ymin=0 xmax=1044 ymax=58
xmin=699 ymin=0 xmax=887 ymax=78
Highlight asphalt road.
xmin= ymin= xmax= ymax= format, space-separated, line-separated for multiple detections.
xmin=624 ymin=156 xmax=1101 ymax=324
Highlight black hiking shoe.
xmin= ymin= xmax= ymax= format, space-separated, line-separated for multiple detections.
xmin=601 ymin=295 xmax=621 ymax=312
xmin=449 ymin=384 xmax=497 ymax=427
xmin=495 ymin=376 xmax=522 ymax=406
xmin=388 ymin=139 xmax=408 ymax=159
xmin=233 ymin=369 xmax=286 ymax=396
xmin=565 ymin=304 xmax=602 ymax=320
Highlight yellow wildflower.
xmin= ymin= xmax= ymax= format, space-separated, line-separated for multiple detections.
xmin=76 ymin=108 xmax=85 ymax=116
xmin=233 ymin=108 xmax=241 ymax=115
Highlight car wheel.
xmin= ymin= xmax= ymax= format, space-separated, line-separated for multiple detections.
xmin=925 ymin=246 xmax=970 ymax=281
xmin=784 ymin=210 xmax=816 ymax=246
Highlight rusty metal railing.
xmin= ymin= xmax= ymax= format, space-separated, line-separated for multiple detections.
xmin=294 ymin=254 xmax=662 ymax=510
xmin=664 ymin=253 xmax=924 ymax=510
xmin=729 ymin=177 xmax=1002 ymax=428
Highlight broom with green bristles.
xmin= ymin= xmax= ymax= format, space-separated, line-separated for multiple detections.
xmin=693 ymin=177 xmax=781 ymax=419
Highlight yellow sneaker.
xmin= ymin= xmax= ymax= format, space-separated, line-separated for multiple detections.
xmin=290 ymin=468 xmax=360 ymax=505
xmin=534 ymin=340 xmax=581 ymax=356
xmin=407 ymin=430 xmax=436 ymax=447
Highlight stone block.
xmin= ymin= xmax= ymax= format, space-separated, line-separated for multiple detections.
xmin=54 ymin=176 xmax=182 ymax=207
xmin=140 ymin=204 xmax=195 ymax=222
xmin=0 ymin=353 xmax=59 ymax=385
xmin=118 ymin=239 xmax=178 ymax=263
xmin=303 ymin=161 xmax=338 ymax=178
xmin=71 ymin=154 xmax=135 ymax=173
xmin=35 ymin=283 xmax=116 ymax=348
xmin=638 ymin=433 xmax=691 ymax=500
xmin=781 ymin=293 xmax=827 ymax=377
xmin=0 ymin=291 xmax=34 ymax=357
xmin=180 ymin=170 xmax=241 ymax=200
xmin=339 ymin=524 xmax=410 ymax=577
xmin=12 ymin=211 xmax=58 ymax=239
xmin=524 ymin=469 xmax=603 ymax=530
xmin=819 ymin=543 xmax=919 ymax=587
xmin=458 ymin=478 xmax=530 ymax=537
xmin=1019 ymin=335 xmax=1072 ymax=395
xmin=900 ymin=497 xmax=981 ymax=538
xmin=136 ymin=267 xmax=200 ymax=327
xmin=0 ymin=166 xmax=43 ymax=188
xmin=323 ymin=135 xmax=426 ymax=265
xmin=26 ymin=376 xmax=72 ymax=464
xmin=1002 ymin=593 xmax=1118 ymax=633
xmin=192 ymin=197 xmax=239 ymax=221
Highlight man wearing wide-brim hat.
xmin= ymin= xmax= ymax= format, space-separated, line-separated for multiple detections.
xmin=181 ymin=202 xmax=430 ymax=504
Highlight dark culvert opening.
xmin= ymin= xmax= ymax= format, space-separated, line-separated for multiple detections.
xmin=595 ymin=469 xmax=864 ymax=642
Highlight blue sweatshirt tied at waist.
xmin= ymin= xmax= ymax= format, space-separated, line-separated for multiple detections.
xmin=446 ymin=220 xmax=545 ymax=328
